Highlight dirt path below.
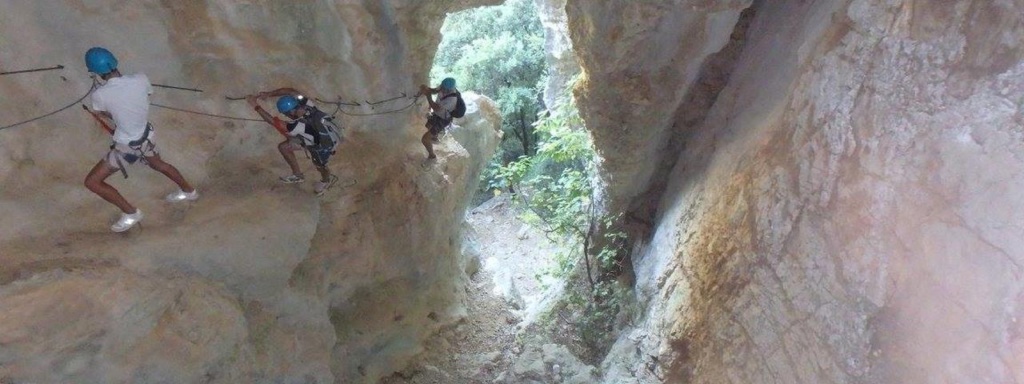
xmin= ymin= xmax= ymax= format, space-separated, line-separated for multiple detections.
xmin=382 ymin=195 xmax=565 ymax=383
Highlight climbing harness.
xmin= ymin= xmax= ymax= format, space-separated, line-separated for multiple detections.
xmin=0 ymin=81 xmax=97 ymax=131
xmin=82 ymin=104 xmax=151 ymax=179
xmin=0 ymin=65 xmax=64 ymax=76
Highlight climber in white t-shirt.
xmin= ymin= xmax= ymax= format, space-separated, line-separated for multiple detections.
xmin=82 ymin=47 xmax=199 ymax=232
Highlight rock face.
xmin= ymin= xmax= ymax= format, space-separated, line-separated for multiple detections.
xmin=562 ymin=0 xmax=1024 ymax=383
xmin=5 ymin=1 xmax=1024 ymax=383
xmin=535 ymin=0 xmax=579 ymax=108
xmin=565 ymin=0 xmax=754 ymax=214
xmin=0 ymin=2 xmax=500 ymax=383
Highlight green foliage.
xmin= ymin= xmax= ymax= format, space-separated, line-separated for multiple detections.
xmin=432 ymin=0 xmax=547 ymax=163
xmin=499 ymin=83 xmax=631 ymax=354
xmin=503 ymin=82 xmax=592 ymax=236
xmin=432 ymin=1 xmax=632 ymax=356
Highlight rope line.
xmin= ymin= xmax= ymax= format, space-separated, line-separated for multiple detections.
xmin=329 ymin=96 xmax=422 ymax=117
xmin=149 ymin=103 xmax=263 ymax=122
xmin=224 ymin=93 xmax=422 ymax=117
xmin=0 ymin=82 xmax=96 ymax=131
xmin=0 ymin=87 xmax=422 ymax=132
xmin=0 ymin=65 xmax=64 ymax=76
xmin=314 ymin=97 xmax=360 ymax=107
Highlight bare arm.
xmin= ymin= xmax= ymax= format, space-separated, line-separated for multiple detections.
xmin=247 ymin=95 xmax=288 ymax=136
xmin=419 ymin=84 xmax=442 ymax=112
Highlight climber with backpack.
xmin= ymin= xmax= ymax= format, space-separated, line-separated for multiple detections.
xmin=81 ymin=47 xmax=199 ymax=233
xmin=418 ymin=77 xmax=466 ymax=160
xmin=247 ymin=88 xmax=342 ymax=196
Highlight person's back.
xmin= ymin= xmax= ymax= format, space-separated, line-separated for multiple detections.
xmin=81 ymin=47 xmax=198 ymax=233
xmin=433 ymin=90 xmax=458 ymax=121
xmin=92 ymin=73 xmax=153 ymax=145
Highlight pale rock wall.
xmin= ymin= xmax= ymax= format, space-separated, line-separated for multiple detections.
xmin=0 ymin=2 xmax=500 ymax=383
xmin=568 ymin=0 xmax=1024 ymax=383
xmin=534 ymin=0 xmax=579 ymax=108
xmin=565 ymin=0 xmax=753 ymax=213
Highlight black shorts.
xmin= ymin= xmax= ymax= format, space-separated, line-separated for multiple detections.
xmin=425 ymin=115 xmax=451 ymax=137
xmin=308 ymin=147 xmax=333 ymax=168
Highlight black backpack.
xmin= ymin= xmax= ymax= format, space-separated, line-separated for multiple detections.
xmin=444 ymin=92 xmax=467 ymax=118
xmin=300 ymin=108 xmax=342 ymax=153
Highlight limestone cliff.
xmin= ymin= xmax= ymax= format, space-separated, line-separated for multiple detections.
xmin=4 ymin=1 xmax=1024 ymax=383
xmin=563 ymin=0 xmax=1024 ymax=383
xmin=535 ymin=0 xmax=579 ymax=108
xmin=0 ymin=1 xmax=500 ymax=383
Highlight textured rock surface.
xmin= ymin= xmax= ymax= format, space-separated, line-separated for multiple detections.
xmin=509 ymin=343 xmax=597 ymax=384
xmin=0 ymin=2 xmax=500 ymax=383
xmin=535 ymin=0 xmax=579 ymax=108
xmin=565 ymin=0 xmax=754 ymax=213
xmin=5 ymin=1 xmax=1024 ymax=383
xmin=570 ymin=0 xmax=1024 ymax=383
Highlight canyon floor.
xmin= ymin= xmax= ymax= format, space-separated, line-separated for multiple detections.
xmin=383 ymin=194 xmax=593 ymax=384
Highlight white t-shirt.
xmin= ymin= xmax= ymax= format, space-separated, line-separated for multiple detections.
xmin=435 ymin=90 xmax=458 ymax=120
xmin=91 ymin=73 xmax=154 ymax=145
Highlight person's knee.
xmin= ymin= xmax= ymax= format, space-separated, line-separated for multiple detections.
xmin=84 ymin=172 xmax=104 ymax=191
xmin=83 ymin=175 xmax=97 ymax=190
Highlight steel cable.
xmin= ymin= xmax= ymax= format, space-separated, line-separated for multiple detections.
xmin=0 ymin=82 xmax=97 ymax=131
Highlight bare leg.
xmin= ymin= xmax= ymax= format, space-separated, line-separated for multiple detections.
xmin=421 ymin=131 xmax=436 ymax=159
xmin=315 ymin=165 xmax=331 ymax=183
xmin=84 ymin=160 xmax=136 ymax=214
xmin=278 ymin=140 xmax=303 ymax=175
xmin=145 ymin=154 xmax=194 ymax=193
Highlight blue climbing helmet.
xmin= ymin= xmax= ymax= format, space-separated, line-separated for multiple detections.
xmin=85 ymin=47 xmax=118 ymax=75
xmin=440 ymin=77 xmax=456 ymax=91
xmin=277 ymin=95 xmax=300 ymax=114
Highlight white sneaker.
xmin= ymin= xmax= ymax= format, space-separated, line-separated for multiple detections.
xmin=165 ymin=189 xmax=199 ymax=203
xmin=111 ymin=209 xmax=143 ymax=233
xmin=314 ymin=175 xmax=339 ymax=196
xmin=279 ymin=174 xmax=305 ymax=184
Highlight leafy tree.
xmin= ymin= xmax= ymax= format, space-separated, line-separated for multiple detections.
xmin=433 ymin=2 xmax=630 ymax=354
xmin=503 ymin=81 xmax=631 ymax=354
xmin=431 ymin=0 xmax=547 ymax=158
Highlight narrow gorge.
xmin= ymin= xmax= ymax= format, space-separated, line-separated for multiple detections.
xmin=1 ymin=1 xmax=1022 ymax=383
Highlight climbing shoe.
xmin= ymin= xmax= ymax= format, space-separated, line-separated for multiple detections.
xmin=111 ymin=209 xmax=143 ymax=233
xmin=315 ymin=175 xmax=339 ymax=196
xmin=165 ymin=189 xmax=199 ymax=203
xmin=279 ymin=174 xmax=305 ymax=184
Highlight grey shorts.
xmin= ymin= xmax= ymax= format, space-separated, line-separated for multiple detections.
xmin=105 ymin=140 xmax=158 ymax=170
